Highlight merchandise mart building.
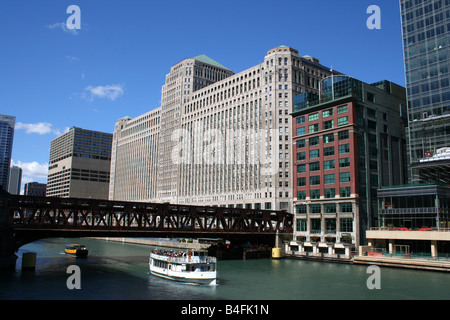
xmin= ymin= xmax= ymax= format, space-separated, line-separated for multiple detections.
xmin=290 ymin=76 xmax=408 ymax=253
xmin=109 ymin=46 xmax=337 ymax=212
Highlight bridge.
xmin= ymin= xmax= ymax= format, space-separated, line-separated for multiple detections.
xmin=0 ymin=191 xmax=293 ymax=268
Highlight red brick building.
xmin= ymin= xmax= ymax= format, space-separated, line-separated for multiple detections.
xmin=289 ymin=76 xmax=407 ymax=257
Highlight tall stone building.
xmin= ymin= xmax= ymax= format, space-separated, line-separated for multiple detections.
xmin=109 ymin=46 xmax=335 ymax=211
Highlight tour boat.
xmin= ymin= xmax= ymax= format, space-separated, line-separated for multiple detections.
xmin=65 ymin=244 xmax=89 ymax=257
xmin=149 ymin=248 xmax=217 ymax=285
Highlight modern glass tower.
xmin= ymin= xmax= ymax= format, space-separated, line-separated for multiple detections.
xmin=0 ymin=115 xmax=15 ymax=191
xmin=400 ymin=0 xmax=450 ymax=173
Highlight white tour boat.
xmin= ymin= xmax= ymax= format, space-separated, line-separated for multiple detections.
xmin=149 ymin=248 xmax=217 ymax=285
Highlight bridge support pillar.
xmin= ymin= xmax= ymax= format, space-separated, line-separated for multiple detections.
xmin=0 ymin=189 xmax=17 ymax=270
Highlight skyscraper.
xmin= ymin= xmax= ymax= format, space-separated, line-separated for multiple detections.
xmin=0 ymin=115 xmax=15 ymax=191
xmin=46 ymin=127 xmax=113 ymax=199
xmin=400 ymin=0 xmax=450 ymax=174
xmin=7 ymin=165 xmax=22 ymax=195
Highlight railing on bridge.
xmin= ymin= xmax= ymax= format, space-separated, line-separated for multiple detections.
xmin=9 ymin=195 xmax=293 ymax=235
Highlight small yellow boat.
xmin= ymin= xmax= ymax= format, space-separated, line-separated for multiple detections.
xmin=65 ymin=244 xmax=89 ymax=257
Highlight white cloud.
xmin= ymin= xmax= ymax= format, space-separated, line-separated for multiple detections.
xmin=47 ymin=22 xmax=79 ymax=35
xmin=15 ymin=122 xmax=62 ymax=135
xmin=11 ymin=160 xmax=48 ymax=180
xmin=84 ymin=84 xmax=124 ymax=101
xmin=66 ymin=55 xmax=80 ymax=62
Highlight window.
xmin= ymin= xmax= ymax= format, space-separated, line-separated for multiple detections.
xmin=310 ymin=176 xmax=320 ymax=185
xmin=296 ymin=219 xmax=307 ymax=231
xmin=340 ymin=187 xmax=351 ymax=197
xmin=324 ymin=160 xmax=335 ymax=170
xmin=297 ymin=164 xmax=306 ymax=173
xmin=324 ymin=174 xmax=335 ymax=184
xmin=310 ymin=149 xmax=320 ymax=159
xmin=340 ymin=218 xmax=353 ymax=232
xmin=338 ymin=116 xmax=348 ymax=126
xmin=297 ymin=191 xmax=306 ymax=200
xmin=311 ymin=218 xmax=321 ymax=233
xmin=339 ymin=158 xmax=350 ymax=167
xmin=340 ymin=202 xmax=353 ymax=213
xmin=296 ymin=116 xmax=305 ymax=124
xmin=309 ymin=123 xmax=319 ymax=133
xmin=297 ymin=152 xmax=306 ymax=160
xmin=322 ymin=108 xmax=333 ymax=118
xmin=323 ymin=133 xmax=334 ymax=143
xmin=338 ymin=130 xmax=349 ymax=140
xmin=296 ymin=139 xmax=305 ymax=148
xmin=297 ymin=177 xmax=306 ymax=187
xmin=310 ymin=189 xmax=320 ymax=199
xmin=324 ymin=146 xmax=334 ymax=156
xmin=310 ymin=162 xmax=320 ymax=171
xmin=326 ymin=219 xmax=336 ymax=234
xmin=308 ymin=113 xmax=319 ymax=121
xmin=339 ymin=143 xmax=350 ymax=154
xmin=324 ymin=188 xmax=335 ymax=198
xmin=310 ymin=204 xmax=321 ymax=214
xmin=309 ymin=137 xmax=319 ymax=146
xmin=340 ymin=172 xmax=351 ymax=183
xmin=296 ymin=127 xmax=305 ymax=136
xmin=337 ymin=104 xmax=348 ymax=114
xmin=296 ymin=205 xmax=307 ymax=214
xmin=323 ymin=120 xmax=334 ymax=130
xmin=324 ymin=203 xmax=336 ymax=213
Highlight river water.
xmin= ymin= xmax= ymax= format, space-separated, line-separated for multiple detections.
xmin=1 ymin=237 xmax=449 ymax=300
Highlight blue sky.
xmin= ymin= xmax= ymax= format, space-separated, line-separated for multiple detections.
xmin=0 ymin=0 xmax=405 ymax=192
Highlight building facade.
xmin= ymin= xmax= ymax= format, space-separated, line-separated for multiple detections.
xmin=0 ymin=115 xmax=15 ymax=191
xmin=400 ymin=0 xmax=450 ymax=172
xmin=290 ymin=76 xmax=407 ymax=253
xmin=46 ymin=127 xmax=113 ymax=199
xmin=109 ymin=46 xmax=335 ymax=211
xmin=24 ymin=182 xmax=47 ymax=197
xmin=109 ymin=110 xmax=160 ymax=201
xmin=7 ymin=165 xmax=22 ymax=195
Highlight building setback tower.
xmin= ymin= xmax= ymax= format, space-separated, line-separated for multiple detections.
xmin=46 ymin=127 xmax=113 ymax=199
xmin=0 ymin=115 xmax=15 ymax=192
xmin=157 ymin=55 xmax=234 ymax=201
xmin=400 ymin=0 xmax=450 ymax=175
xmin=110 ymin=46 xmax=335 ymax=211
xmin=290 ymin=76 xmax=407 ymax=251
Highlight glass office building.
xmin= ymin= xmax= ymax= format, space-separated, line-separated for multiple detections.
xmin=400 ymin=0 xmax=450 ymax=168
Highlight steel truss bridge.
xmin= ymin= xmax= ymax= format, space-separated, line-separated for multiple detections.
xmin=9 ymin=195 xmax=293 ymax=248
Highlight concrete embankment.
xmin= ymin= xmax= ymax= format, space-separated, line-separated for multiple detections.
xmin=353 ymin=255 xmax=450 ymax=272
xmin=90 ymin=237 xmax=211 ymax=250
